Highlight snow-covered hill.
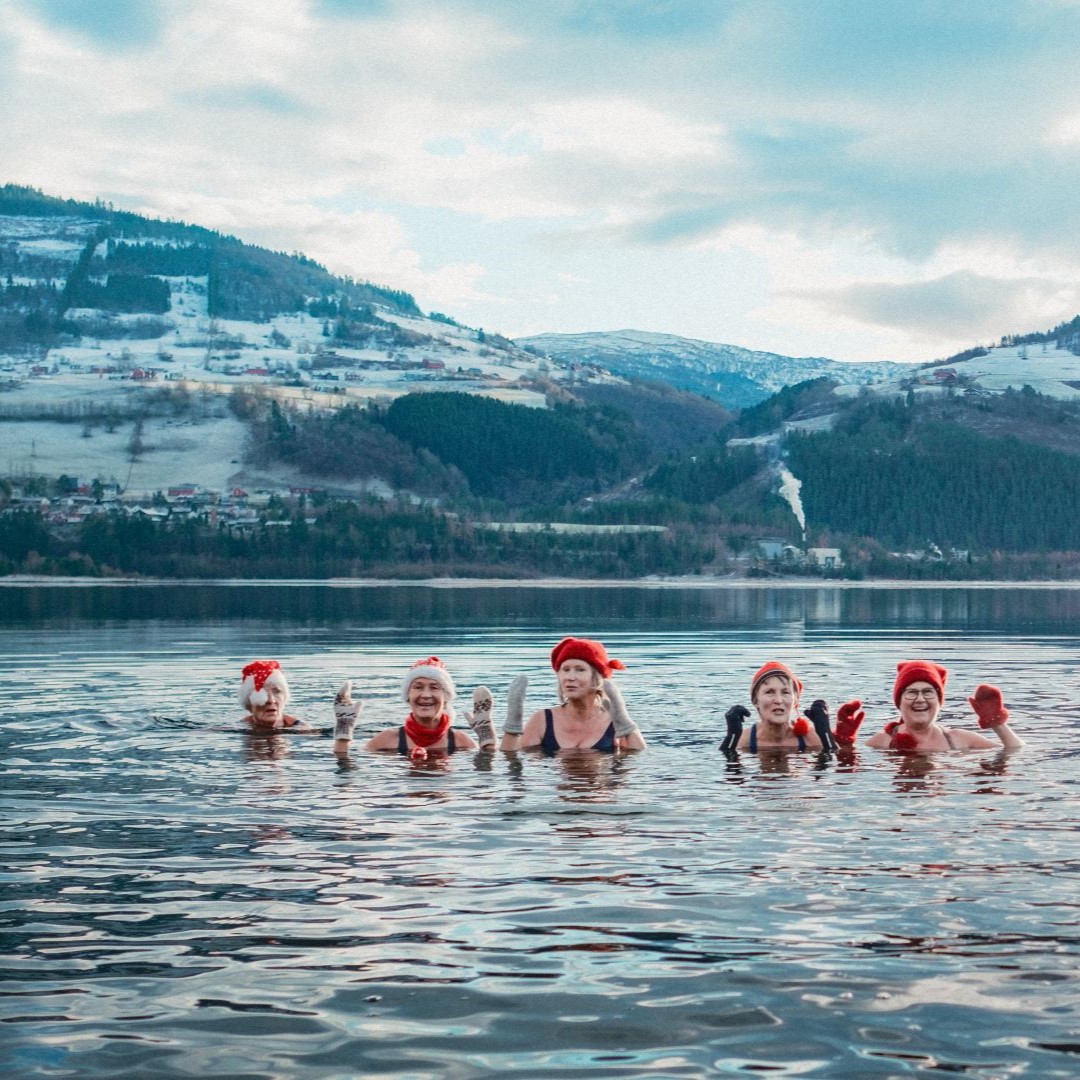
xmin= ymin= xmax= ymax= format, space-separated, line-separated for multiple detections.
xmin=4 ymin=195 xmax=1080 ymax=501
xmin=516 ymin=329 xmax=912 ymax=407
xmin=0 ymin=207 xmax=561 ymax=495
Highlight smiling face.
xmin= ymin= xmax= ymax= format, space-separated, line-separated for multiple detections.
xmin=408 ymin=676 xmax=447 ymax=725
xmin=752 ymin=674 xmax=796 ymax=726
xmin=557 ymin=658 xmax=601 ymax=703
xmin=898 ymin=681 xmax=941 ymax=729
xmin=249 ymin=683 xmax=288 ymax=728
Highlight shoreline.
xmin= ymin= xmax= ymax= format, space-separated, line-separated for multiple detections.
xmin=2 ymin=573 xmax=1080 ymax=590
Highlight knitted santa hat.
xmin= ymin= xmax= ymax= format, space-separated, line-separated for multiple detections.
xmin=893 ymin=660 xmax=948 ymax=707
xmin=750 ymin=660 xmax=803 ymax=703
xmin=550 ymin=636 xmax=626 ymax=679
xmin=401 ymin=656 xmax=456 ymax=703
xmin=239 ymin=659 xmax=289 ymax=709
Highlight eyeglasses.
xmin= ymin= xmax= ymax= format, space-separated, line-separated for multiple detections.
xmin=902 ymin=688 xmax=938 ymax=700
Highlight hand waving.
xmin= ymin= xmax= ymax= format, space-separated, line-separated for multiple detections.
xmin=968 ymin=684 xmax=1009 ymax=728
xmin=721 ymin=704 xmax=750 ymax=753
xmin=465 ymin=685 xmax=497 ymax=750
xmin=834 ymin=700 xmax=865 ymax=745
xmin=805 ymin=699 xmax=835 ymax=750
xmin=333 ymin=680 xmax=362 ymax=742
xmin=504 ymin=674 xmax=528 ymax=737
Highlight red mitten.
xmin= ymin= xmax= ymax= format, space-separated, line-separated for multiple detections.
xmin=791 ymin=717 xmax=810 ymax=737
xmin=968 ymin=684 xmax=1009 ymax=728
xmin=834 ymin=700 xmax=865 ymax=745
xmin=891 ymin=730 xmax=918 ymax=750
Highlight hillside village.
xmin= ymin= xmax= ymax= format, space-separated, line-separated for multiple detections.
xmin=5 ymin=188 xmax=1080 ymax=579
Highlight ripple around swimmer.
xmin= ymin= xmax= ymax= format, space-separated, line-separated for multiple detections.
xmin=2 ymin=585 xmax=1080 ymax=1078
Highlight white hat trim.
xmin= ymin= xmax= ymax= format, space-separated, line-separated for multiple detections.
xmin=240 ymin=668 xmax=290 ymax=710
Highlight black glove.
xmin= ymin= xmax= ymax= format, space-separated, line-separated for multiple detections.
xmin=805 ymin=698 xmax=836 ymax=751
xmin=720 ymin=704 xmax=750 ymax=753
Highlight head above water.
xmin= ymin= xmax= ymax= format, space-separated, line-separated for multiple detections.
xmin=239 ymin=659 xmax=290 ymax=710
xmin=401 ymin=656 xmax=456 ymax=704
xmin=550 ymin=637 xmax=626 ymax=679
xmin=893 ymin=660 xmax=948 ymax=708
xmin=750 ymin=661 xmax=802 ymax=704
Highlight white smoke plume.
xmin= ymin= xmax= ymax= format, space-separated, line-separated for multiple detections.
xmin=777 ymin=465 xmax=806 ymax=539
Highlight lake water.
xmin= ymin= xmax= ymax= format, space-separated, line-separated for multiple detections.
xmin=2 ymin=581 xmax=1079 ymax=1078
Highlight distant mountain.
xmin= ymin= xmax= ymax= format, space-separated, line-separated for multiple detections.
xmin=7 ymin=186 xmax=1080 ymax=578
xmin=516 ymin=329 xmax=911 ymax=408
xmin=0 ymin=183 xmax=420 ymax=331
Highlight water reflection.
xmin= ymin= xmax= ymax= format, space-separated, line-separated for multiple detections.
xmin=7 ymin=580 xmax=1080 ymax=630
xmin=240 ymin=732 xmax=294 ymax=763
xmin=550 ymin=750 xmax=631 ymax=802
xmin=2 ymin=586 xmax=1078 ymax=1080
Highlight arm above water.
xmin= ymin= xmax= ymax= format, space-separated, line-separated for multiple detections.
xmin=967 ymin=684 xmax=1024 ymax=750
xmin=719 ymin=704 xmax=749 ymax=754
xmin=499 ymin=674 xmax=530 ymax=751
xmin=465 ymin=685 xmax=497 ymax=752
xmin=603 ymin=678 xmax=646 ymax=751
xmin=332 ymin=681 xmax=363 ymax=755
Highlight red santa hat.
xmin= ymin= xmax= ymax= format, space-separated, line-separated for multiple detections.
xmin=402 ymin=656 xmax=456 ymax=703
xmin=550 ymin=637 xmax=626 ymax=679
xmin=239 ymin=659 xmax=290 ymax=709
xmin=893 ymin=660 xmax=948 ymax=707
xmin=750 ymin=661 xmax=803 ymax=703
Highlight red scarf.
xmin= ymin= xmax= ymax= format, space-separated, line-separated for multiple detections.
xmin=405 ymin=712 xmax=452 ymax=748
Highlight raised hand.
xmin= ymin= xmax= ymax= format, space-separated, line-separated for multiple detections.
xmin=603 ymin=678 xmax=638 ymax=739
xmin=968 ymin=684 xmax=1009 ymax=728
xmin=465 ymin=685 xmax=497 ymax=750
xmin=333 ymin=680 xmax=362 ymax=742
xmin=805 ymin=698 xmax=835 ymax=750
xmin=504 ymin=674 xmax=528 ymax=736
xmin=721 ymin=704 xmax=750 ymax=753
xmin=834 ymin=700 xmax=865 ymax=745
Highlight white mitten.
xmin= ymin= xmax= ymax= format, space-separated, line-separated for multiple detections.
xmin=504 ymin=674 xmax=528 ymax=736
xmin=603 ymin=678 xmax=638 ymax=739
xmin=333 ymin=680 xmax=362 ymax=741
xmin=465 ymin=685 xmax=497 ymax=750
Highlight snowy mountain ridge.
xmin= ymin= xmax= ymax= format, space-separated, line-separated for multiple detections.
xmin=517 ymin=328 xmax=913 ymax=407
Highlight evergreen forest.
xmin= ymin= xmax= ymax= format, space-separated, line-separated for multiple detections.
xmin=7 ymin=378 xmax=1080 ymax=580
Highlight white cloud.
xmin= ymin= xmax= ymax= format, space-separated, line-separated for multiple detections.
xmin=5 ymin=1 xmax=1080 ymax=363
xmin=531 ymin=97 xmax=726 ymax=164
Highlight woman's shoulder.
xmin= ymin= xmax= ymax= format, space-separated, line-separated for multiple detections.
xmin=453 ymin=727 xmax=478 ymax=750
xmin=366 ymin=726 xmax=403 ymax=751
xmin=946 ymin=726 xmax=997 ymax=749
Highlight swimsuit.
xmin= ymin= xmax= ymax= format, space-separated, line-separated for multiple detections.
xmin=890 ymin=724 xmax=959 ymax=750
xmin=748 ymin=724 xmax=807 ymax=752
xmin=539 ymin=708 xmax=616 ymax=753
xmin=397 ymin=727 xmax=459 ymax=755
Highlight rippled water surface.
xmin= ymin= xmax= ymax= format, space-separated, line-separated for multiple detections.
xmin=2 ymin=583 xmax=1079 ymax=1078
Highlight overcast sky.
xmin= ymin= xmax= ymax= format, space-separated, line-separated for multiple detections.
xmin=5 ymin=0 xmax=1080 ymax=361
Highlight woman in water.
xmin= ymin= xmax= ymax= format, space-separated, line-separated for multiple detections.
xmin=332 ymin=656 xmax=480 ymax=759
xmin=719 ymin=660 xmax=864 ymax=753
xmin=239 ymin=660 xmax=311 ymax=732
xmin=864 ymin=660 xmax=1024 ymax=751
xmin=499 ymin=636 xmax=645 ymax=752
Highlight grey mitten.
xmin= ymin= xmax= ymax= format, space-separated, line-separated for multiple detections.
xmin=466 ymin=685 xmax=497 ymax=750
xmin=504 ymin=674 xmax=528 ymax=736
xmin=603 ymin=678 xmax=638 ymax=739
xmin=333 ymin=680 xmax=362 ymax=741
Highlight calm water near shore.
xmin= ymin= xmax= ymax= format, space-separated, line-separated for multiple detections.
xmin=2 ymin=582 xmax=1079 ymax=1078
